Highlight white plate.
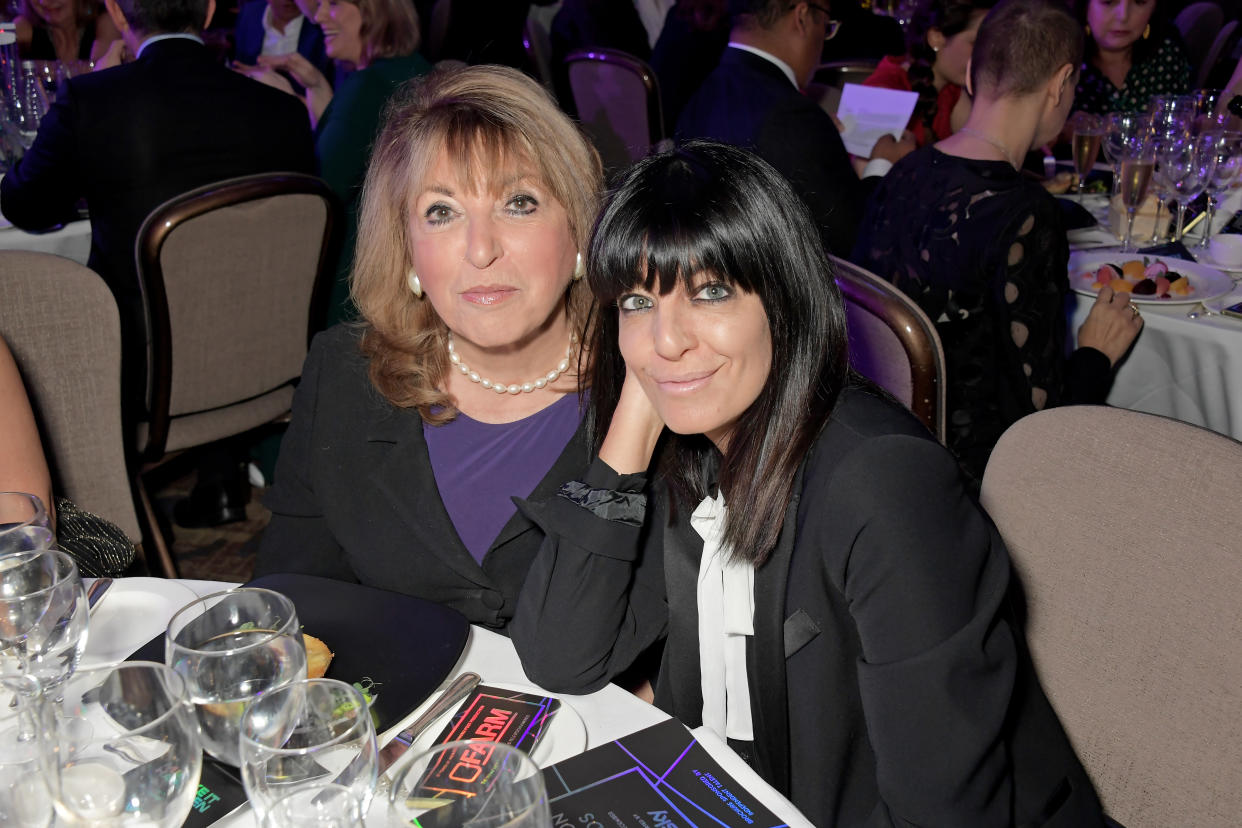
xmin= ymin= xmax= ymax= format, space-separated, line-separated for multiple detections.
xmin=81 ymin=578 xmax=200 ymax=666
xmin=407 ymin=681 xmax=587 ymax=768
xmin=1193 ymin=248 xmax=1242 ymax=274
xmin=1068 ymin=251 xmax=1236 ymax=305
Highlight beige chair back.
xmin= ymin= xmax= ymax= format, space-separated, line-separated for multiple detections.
xmin=566 ymin=48 xmax=669 ymax=177
xmin=980 ymin=406 xmax=1242 ymax=828
xmin=1175 ymin=2 xmax=1225 ymax=72
xmin=1197 ymin=19 xmax=1238 ymax=89
xmin=0 ymin=252 xmax=141 ymax=540
xmin=831 ymin=256 xmax=946 ymax=441
xmin=135 ymin=173 xmax=342 ymax=461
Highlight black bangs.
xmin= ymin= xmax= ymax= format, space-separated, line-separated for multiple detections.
xmin=589 ymin=145 xmax=767 ymax=306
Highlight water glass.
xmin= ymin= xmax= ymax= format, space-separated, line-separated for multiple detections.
xmin=0 ymin=491 xmax=54 ymax=555
xmin=1161 ymin=133 xmax=1219 ymax=241
xmin=1197 ymin=130 xmax=1242 ymax=247
xmin=43 ymin=662 xmax=203 ymax=827
xmin=0 ymin=674 xmax=49 ymax=826
xmin=388 ymin=740 xmax=550 ymax=828
xmin=240 ymin=678 xmax=378 ymax=823
xmin=263 ymin=783 xmax=363 ymax=827
xmin=166 ymin=588 xmax=306 ymax=766
xmin=0 ymin=548 xmax=89 ymax=693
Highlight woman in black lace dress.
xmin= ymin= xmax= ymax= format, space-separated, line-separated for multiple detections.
xmin=854 ymin=0 xmax=1142 ymax=485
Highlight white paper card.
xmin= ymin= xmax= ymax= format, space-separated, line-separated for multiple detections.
xmin=836 ymin=83 xmax=918 ymax=157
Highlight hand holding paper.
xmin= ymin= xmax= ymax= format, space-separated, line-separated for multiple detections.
xmin=836 ymin=83 xmax=919 ymax=158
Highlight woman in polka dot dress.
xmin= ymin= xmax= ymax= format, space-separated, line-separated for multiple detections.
xmin=1072 ymin=0 xmax=1191 ymax=115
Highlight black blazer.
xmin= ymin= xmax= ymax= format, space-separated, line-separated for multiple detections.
xmin=0 ymin=38 xmax=315 ymax=346
xmin=676 ymin=47 xmax=868 ymax=257
xmin=255 ymin=325 xmax=593 ymax=630
xmin=512 ymin=387 xmax=1105 ymax=827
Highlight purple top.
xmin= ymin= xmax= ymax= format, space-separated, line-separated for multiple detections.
xmin=423 ymin=393 xmax=582 ymax=564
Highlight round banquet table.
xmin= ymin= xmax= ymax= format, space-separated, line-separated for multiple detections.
xmin=81 ymin=578 xmax=815 ymax=828
xmin=1065 ymin=191 xmax=1242 ymax=442
xmin=0 ymin=218 xmax=91 ymax=265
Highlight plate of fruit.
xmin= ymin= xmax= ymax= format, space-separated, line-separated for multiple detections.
xmin=1069 ymin=252 xmax=1235 ymax=305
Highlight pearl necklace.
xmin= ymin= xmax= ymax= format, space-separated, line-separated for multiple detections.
xmin=958 ymin=127 xmax=1019 ymax=169
xmin=448 ymin=333 xmax=578 ymax=394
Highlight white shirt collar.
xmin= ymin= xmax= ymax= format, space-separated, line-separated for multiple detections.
xmin=727 ymin=41 xmax=799 ymax=89
xmin=136 ymin=32 xmax=204 ymax=58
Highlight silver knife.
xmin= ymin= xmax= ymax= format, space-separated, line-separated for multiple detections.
xmin=376 ymin=671 xmax=481 ymax=776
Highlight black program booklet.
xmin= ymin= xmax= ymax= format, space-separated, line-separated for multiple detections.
xmin=544 ymin=719 xmax=791 ymax=828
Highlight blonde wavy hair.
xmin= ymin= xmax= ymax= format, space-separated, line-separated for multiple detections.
xmin=351 ymin=65 xmax=604 ymax=424
xmin=353 ymin=0 xmax=420 ymax=67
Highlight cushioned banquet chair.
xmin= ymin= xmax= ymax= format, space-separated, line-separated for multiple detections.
xmin=1174 ymin=3 xmax=1225 ymax=73
xmin=133 ymin=172 xmax=342 ymax=574
xmin=979 ymin=406 xmax=1242 ymax=828
xmin=565 ymin=48 xmax=672 ymax=178
xmin=809 ymin=59 xmax=880 ymax=116
xmin=831 ymin=256 xmax=946 ymax=443
xmin=0 ymin=252 xmax=152 ymax=569
xmin=1196 ymin=19 xmax=1239 ymax=89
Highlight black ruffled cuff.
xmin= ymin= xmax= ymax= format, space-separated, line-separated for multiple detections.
xmin=557 ymin=480 xmax=646 ymax=526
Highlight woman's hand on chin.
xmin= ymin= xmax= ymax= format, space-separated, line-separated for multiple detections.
xmin=599 ymin=369 xmax=665 ymax=475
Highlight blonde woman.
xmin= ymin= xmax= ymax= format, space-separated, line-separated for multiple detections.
xmin=256 ymin=66 xmax=604 ymax=630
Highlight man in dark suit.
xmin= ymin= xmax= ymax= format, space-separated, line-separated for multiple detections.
xmin=1 ymin=0 xmax=314 ymax=527
xmin=232 ymin=0 xmax=329 ymax=79
xmin=677 ymin=0 xmax=910 ymax=256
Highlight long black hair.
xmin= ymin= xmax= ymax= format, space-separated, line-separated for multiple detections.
xmin=586 ymin=141 xmax=850 ymax=566
xmin=906 ymin=0 xmax=996 ymax=135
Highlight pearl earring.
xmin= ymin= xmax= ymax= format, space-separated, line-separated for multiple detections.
xmin=573 ymin=252 xmax=585 ymax=281
xmin=407 ymin=268 xmax=422 ymax=298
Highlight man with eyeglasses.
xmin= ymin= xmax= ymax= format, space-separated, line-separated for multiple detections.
xmin=677 ymin=0 xmax=912 ymax=257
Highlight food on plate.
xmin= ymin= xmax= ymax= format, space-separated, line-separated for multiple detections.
xmin=1078 ymin=257 xmax=1193 ymax=299
xmin=304 ymin=633 xmax=333 ymax=679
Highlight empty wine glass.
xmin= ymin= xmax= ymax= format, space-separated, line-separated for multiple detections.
xmin=1071 ymin=113 xmax=1106 ymax=196
xmin=1161 ymin=132 xmax=1219 ymax=241
xmin=1197 ymin=131 xmax=1242 ymax=248
xmin=388 ymin=740 xmax=550 ymax=828
xmin=1193 ymin=89 xmax=1230 ymax=134
xmin=165 ymin=588 xmax=306 ymax=766
xmin=0 ymin=548 xmax=89 ymax=695
xmin=240 ymin=678 xmax=378 ymax=824
xmin=1148 ymin=94 xmax=1195 ymax=144
xmin=0 ymin=491 xmax=54 ymax=555
xmin=43 ymin=661 xmax=203 ymax=827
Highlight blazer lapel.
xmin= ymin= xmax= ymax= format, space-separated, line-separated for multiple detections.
xmin=366 ymin=410 xmax=491 ymax=588
xmin=747 ymin=464 xmax=805 ymax=797
xmin=656 ymin=493 xmax=707 ymax=725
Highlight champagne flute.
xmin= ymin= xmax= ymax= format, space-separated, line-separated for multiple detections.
xmin=0 ymin=491 xmax=54 ymax=556
xmin=1104 ymin=112 xmax=1150 ymax=200
xmin=44 ymin=662 xmax=203 ymax=827
xmin=388 ymin=740 xmax=550 ymax=828
xmin=165 ymin=588 xmax=306 ymax=766
xmin=1119 ymin=145 xmax=1157 ymax=253
xmin=239 ymin=678 xmax=378 ymax=824
xmin=1072 ymin=113 xmax=1106 ymax=196
xmin=1197 ymin=130 xmax=1242 ymax=248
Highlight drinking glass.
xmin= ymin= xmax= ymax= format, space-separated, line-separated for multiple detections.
xmin=0 ymin=548 xmax=89 ymax=694
xmin=1118 ymin=138 xmax=1157 ymax=253
xmin=165 ymin=588 xmax=306 ymax=766
xmin=1104 ymin=112 xmax=1151 ymax=199
xmin=0 ymin=491 xmax=54 ymax=555
xmin=1193 ymin=89 xmax=1230 ymax=134
xmin=1197 ymin=131 xmax=1242 ymax=248
xmin=1160 ymin=132 xmax=1218 ymax=241
xmin=263 ymin=783 xmax=363 ymax=828
xmin=43 ymin=661 xmax=203 ymax=827
xmin=1071 ymin=113 xmax=1106 ymax=196
xmin=388 ymin=740 xmax=550 ymax=828
xmin=240 ymin=678 xmax=378 ymax=823
xmin=0 ymin=674 xmax=49 ymax=826
xmin=1147 ymin=94 xmax=1195 ymax=143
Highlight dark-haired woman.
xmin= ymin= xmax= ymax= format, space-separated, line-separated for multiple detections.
xmin=15 ymin=0 xmax=118 ymax=63
xmin=862 ymin=0 xmax=994 ymax=146
xmin=510 ymin=139 xmax=1106 ymax=826
xmin=1072 ymin=0 xmax=1190 ymax=115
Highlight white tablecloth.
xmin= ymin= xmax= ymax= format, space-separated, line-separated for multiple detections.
xmin=0 ymin=219 xmax=91 ymax=265
xmin=82 ymin=578 xmax=813 ymax=828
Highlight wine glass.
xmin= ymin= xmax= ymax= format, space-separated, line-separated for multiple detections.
xmin=264 ymin=783 xmax=363 ymax=827
xmin=388 ymin=740 xmax=550 ymax=828
xmin=239 ymin=678 xmax=378 ymax=824
xmin=1197 ymin=130 xmax=1242 ymax=248
xmin=1118 ymin=138 xmax=1157 ymax=253
xmin=0 ymin=674 xmax=48 ymax=825
xmin=1160 ymin=133 xmax=1219 ymax=242
xmin=1148 ymin=95 xmax=1195 ymax=144
xmin=0 ymin=491 xmax=54 ymax=556
xmin=0 ymin=548 xmax=89 ymax=695
xmin=43 ymin=661 xmax=203 ymax=827
xmin=1071 ymin=113 xmax=1106 ymax=196
xmin=165 ymin=588 xmax=306 ymax=766
xmin=1104 ymin=112 xmax=1151 ymax=200
xmin=1192 ymin=89 xmax=1230 ymax=134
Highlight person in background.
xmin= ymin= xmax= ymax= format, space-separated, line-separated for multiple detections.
xmin=15 ymin=0 xmax=119 ymax=62
xmin=1072 ymin=0 xmax=1189 ymax=115
xmin=243 ymin=0 xmax=430 ymax=326
xmin=862 ymin=0 xmax=994 ymax=147
xmin=676 ymin=0 xmax=913 ymax=257
xmin=255 ymin=66 xmax=605 ymax=631
xmin=510 ymin=140 xmax=1108 ymax=827
xmin=854 ymin=0 xmax=1142 ymax=487
xmin=232 ymin=0 xmax=328 ymax=79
